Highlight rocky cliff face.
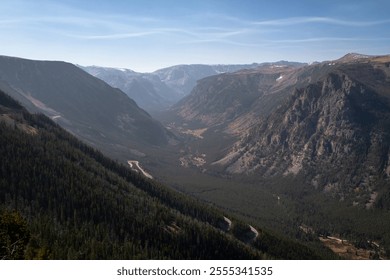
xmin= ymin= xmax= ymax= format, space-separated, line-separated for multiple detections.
xmin=171 ymin=65 xmax=302 ymax=133
xmin=215 ymin=61 xmax=390 ymax=202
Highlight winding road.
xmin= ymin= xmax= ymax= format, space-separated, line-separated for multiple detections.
xmin=249 ymin=225 xmax=259 ymax=241
xmin=127 ymin=160 xmax=153 ymax=179
xmin=223 ymin=216 xmax=232 ymax=231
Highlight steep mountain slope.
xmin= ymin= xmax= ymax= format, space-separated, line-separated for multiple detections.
xmin=167 ymin=60 xmax=382 ymax=134
xmin=214 ymin=56 xmax=390 ymax=203
xmin=154 ymin=64 xmax=228 ymax=99
xmin=0 ymin=90 xmax=327 ymax=260
xmin=170 ymin=65 xmax=300 ymax=132
xmin=81 ymin=66 xmax=180 ymax=112
xmin=159 ymin=62 xmax=308 ymax=169
xmin=159 ymin=55 xmax=390 ymax=205
xmin=0 ymin=55 xmax=172 ymax=158
xmin=82 ymin=62 xmax=304 ymax=113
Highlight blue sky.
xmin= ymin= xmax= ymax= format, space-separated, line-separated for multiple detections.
xmin=0 ymin=0 xmax=389 ymax=72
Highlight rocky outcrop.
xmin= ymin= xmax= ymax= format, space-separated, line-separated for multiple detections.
xmin=215 ymin=63 xmax=390 ymax=199
xmin=171 ymin=65 xmax=301 ymax=133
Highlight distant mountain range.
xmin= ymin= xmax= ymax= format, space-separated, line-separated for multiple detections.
xmin=80 ymin=66 xmax=179 ymax=113
xmin=81 ymin=61 xmax=305 ymax=113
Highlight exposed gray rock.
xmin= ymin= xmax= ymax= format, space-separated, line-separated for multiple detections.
xmin=217 ymin=61 xmax=390 ymax=199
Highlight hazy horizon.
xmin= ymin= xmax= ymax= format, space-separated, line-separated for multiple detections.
xmin=1 ymin=0 xmax=389 ymax=72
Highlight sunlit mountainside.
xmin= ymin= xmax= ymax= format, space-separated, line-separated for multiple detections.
xmin=1 ymin=53 xmax=390 ymax=260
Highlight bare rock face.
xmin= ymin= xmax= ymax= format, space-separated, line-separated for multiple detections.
xmin=215 ymin=60 xmax=390 ymax=199
xmin=166 ymin=56 xmax=390 ymax=203
xmin=171 ymin=65 xmax=303 ymax=135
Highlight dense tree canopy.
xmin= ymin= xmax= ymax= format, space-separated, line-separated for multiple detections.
xmin=0 ymin=90 xmax=330 ymax=259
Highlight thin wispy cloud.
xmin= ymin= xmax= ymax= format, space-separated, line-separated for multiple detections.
xmin=267 ymin=37 xmax=390 ymax=44
xmin=179 ymin=38 xmax=266 ymax=48
xmin=251 ymin=17 xmax=390 ymax=27
xmin=60 ymin=14 xmax=390 ymax=44
xmin=73 ymin=31 xmax=161 ymax=40
xmin=3 ymin=11 xmax=386 ymax=43
xmin=68 ymin=23 xmax=253 ymax=42
xmin=0 ymin=15 xmax=127 ymax=31
xmin=70 ymin=28 xmax=190 ymax=40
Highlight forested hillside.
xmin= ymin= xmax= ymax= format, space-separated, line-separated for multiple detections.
xmin=0 ymin=90 xmax=326 ymax=259
xmin=0 ymin=55 xmax=173 ymax=161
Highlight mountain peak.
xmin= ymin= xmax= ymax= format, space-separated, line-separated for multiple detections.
xmin=336 ymin=53 xmax=372 ymax=62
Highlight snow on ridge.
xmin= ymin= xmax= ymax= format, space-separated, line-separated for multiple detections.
xmin=351 ymin=53 xmax=370 ymax=59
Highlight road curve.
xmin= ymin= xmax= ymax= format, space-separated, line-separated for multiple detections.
xmin=127 ymin=160 xmax=153 ymax=179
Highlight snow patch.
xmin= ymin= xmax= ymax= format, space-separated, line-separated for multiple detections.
xmin=351 ymin=54 xmax=370 ymax=59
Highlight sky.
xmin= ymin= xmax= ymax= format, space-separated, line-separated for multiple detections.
xmin=0 ymin=0 xmax=389 ymax=72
